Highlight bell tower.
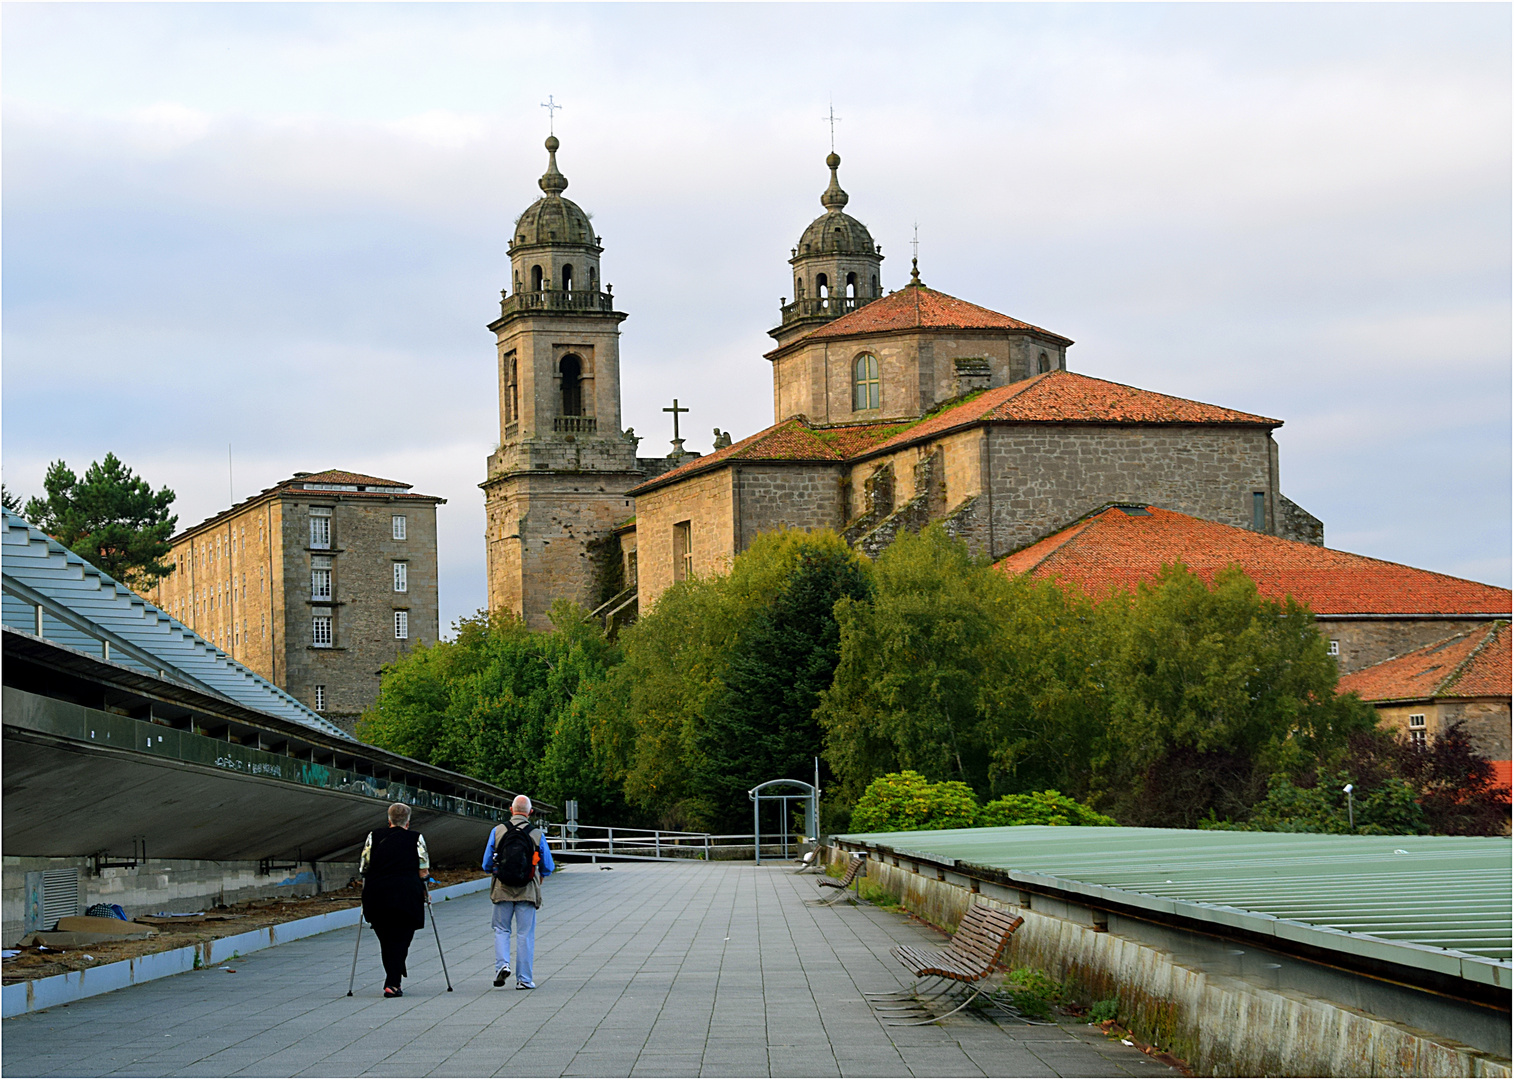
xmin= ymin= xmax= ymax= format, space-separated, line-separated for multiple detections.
xmin=769 ymin=152 xmax=885 ymax=351
xmin=482 ymin=136 xmax=641 ymax=628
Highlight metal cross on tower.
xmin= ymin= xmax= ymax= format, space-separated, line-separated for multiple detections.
xmin=541 ymin=95 xmax=562 ymax=134
xmin=663 ymin=398 xmax=690 ymax=457
xmin=823 ymin=102 xmax=841 ymax=151
xmin=911 ymin=222 xmax=920 ymax=261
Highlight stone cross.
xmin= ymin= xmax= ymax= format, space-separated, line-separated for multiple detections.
xmin=663 ymin=398 xmax=690 ymax=457
xmin=541 ymin=95 xmax=562 ymax=134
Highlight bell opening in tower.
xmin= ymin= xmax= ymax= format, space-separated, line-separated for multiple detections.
xmin=562 ymin=264 xmax=574 ymax=292
xmin=560 ymin=354 xmax=583 ymax=416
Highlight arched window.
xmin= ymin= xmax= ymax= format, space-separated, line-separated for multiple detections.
xmin=816 ymin=273 xmax=829 ymax=299
xmin=560 ymin=354 xmax=583 ymax=416
xmin=1038 ymin=351 xmax=1051 ymax=374
xmin=795 ymin=277 xmax=804 ymax=299
xmin=531 ymin=265 xmax=544 ymax=291
xmin=871 ymin=275 xmax=879 ymax=296
xmin=852 ymin=353 xmax=880 ymax=411
xmin=562 ymin=264 xmax=574 ymax=292
xmin=589 ymin=267 xmax=598 ymax=293
xmin=846 ymin=272 xmax=857 ymax=299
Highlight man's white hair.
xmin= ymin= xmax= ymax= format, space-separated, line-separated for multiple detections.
xmin=511 ymin=794 xmax=532 ymax=815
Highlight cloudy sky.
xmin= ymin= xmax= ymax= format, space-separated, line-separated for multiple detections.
xmin=5 ymin=3 xmax=1509 ymax=633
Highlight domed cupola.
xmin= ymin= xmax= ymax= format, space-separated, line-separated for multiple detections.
xmin=501 ymin=136 xmax=611 ymax=307
xmin=770 ymin=151 xmax=884 ymax=349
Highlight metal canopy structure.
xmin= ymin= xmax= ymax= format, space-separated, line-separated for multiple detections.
xmin=836 ymin=825 xmax=1512 ymax=989
xmin=1 ymin=510 xmax=346 ymax=738
xmin=749 ymin=779 xmax=817 ymax=865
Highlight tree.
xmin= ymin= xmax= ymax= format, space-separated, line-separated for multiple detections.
xmin=850 ymin=770 xmax=980 ymax=832
xmin=979 ymin=790 xmax=1117 ymax=827
xmin=22 ymin=454 xmax=177 ymax=589
xmin=1 ymin=484 xmax=22 ymax=513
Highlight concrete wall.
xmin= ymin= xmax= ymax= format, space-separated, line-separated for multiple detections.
xmin=842 ymin=851 xmax=1510 ymax=1077
xmin=1 ymin=856 xmax=359 ymax=947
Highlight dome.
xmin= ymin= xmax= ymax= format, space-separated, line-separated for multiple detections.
xmin=795 ymin=152 xmax=876 ymax=256
xmin=512 ymin=136 xmax=597 ymax=249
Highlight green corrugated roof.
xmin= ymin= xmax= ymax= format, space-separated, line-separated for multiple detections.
xmin=836 ymin=826 xmax=1512 ymax=984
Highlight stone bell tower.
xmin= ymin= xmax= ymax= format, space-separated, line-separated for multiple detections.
xmin=482 ymin=135 xmax=642 ymax=629
xmin=769 ymin=151 xmax=885 ymax=351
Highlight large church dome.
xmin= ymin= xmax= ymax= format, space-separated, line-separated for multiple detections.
xmin=512 ymin=136 xmax=597 ymax=249
xmin=796 ymin=152 xmax=876 ymax=256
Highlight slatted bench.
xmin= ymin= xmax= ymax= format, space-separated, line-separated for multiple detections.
xmin=869 ymin=902 xmax=1024 ymax=1025
xmin=810 ymin=852 xmax=867 ymax=905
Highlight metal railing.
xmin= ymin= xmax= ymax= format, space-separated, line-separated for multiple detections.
xmin=500 ymin=289 xmax=615 ymax=317
xmin=544 ymin=823 xmax=816 ymax=862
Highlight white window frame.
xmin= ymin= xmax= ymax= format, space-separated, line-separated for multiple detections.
xmin=393 ymin=562 xmax=408 ymax=593
xmin=392 ymin=515 xmax=407 ymax=541
xmin=313 ymin=685 xmax=326 ymax=711
xmin=394 ymin=610 xmax=409 ymax=640
xmin=1408 ymin=713 xmax=1426 ymax=729
xmin=309 ymin=508 xmax=332 ymax=549
xmin=311 ymin=567 xmax=332 ymax=600
xmin=1410 ymin=729 xmax=1427 ymax=747
xmin=1327 ymin=640 xmax=1339 ymax=656
xmin=312 ymin=611 xmax=333 ymax=648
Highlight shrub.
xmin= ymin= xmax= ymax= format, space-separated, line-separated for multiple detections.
xmin=980 ymin=790 xmax=1118 ymax=827
xmin=849 ymin=770 xmax=979 ymax=832
xmin=1089 ymin=998 xmax=1119 ymax=1024
xmin=999 ymin=966 xmax=1064 ymax=1019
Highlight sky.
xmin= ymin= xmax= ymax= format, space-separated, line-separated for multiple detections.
xmin=4 ymin=3 xmax=1510 ymax=635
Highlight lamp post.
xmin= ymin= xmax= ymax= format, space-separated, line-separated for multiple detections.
xmin=1343 ymin=783 xmax=1355 ymax=832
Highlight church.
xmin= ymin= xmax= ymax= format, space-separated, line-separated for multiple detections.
xmin=483 ymin=136 xmax=1323 ymax=629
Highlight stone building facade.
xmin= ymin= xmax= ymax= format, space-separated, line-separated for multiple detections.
xmin=149 ymin=469 xmax=443 ymax=729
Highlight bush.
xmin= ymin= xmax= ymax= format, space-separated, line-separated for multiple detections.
xmin=849 ymin=770 xmax=979 ymax=832
xmin=999 ymin=967 xmax=1064 ymax=1019
xmin=980 ymin=790 xmax=1118 ymax=827
xmin=1089 ymin=998 xmax=1119 ymax=1024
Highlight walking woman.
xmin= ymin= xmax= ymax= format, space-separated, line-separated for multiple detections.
xmin=360 ymin=802 xmax=429 ymax=997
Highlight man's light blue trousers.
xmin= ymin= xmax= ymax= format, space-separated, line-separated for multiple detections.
xmin=492 ymin=900 xmax=536 ymax=986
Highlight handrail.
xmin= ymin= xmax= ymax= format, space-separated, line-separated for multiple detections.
xmin=500 ymin=289 xmax=615 ymax=317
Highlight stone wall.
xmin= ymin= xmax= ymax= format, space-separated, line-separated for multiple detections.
xmin=733 ymin=464 xmax=846 ymax=550
xmin=1373 ymin=700 xmax=1512 ymax=761
xmin=633 ymin=467 xmax=737 ymax=609
xmin=1277 ymin=493 xmax=1325 ymax=546
xmin=280 ymin=494 xmax=441 ymax=719
xmin=985 ymin=424 xmax=1278 ymax=557
xmin=1316 ymin=618 xmax=1501 ymax=675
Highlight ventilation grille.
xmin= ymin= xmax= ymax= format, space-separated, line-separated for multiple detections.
xmin=40 ymin=868 xmax=79 ymax=927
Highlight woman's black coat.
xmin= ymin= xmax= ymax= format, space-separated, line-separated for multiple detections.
xmin=360 ymin=827 xmax=426 ymax=930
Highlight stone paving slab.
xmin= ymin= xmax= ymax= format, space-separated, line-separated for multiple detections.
xmin=1 ymin=861 xmax=1179 ymax=1077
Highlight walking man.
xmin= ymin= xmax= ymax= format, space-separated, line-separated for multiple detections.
xmin=483 ymin=794 xmax=554 ymax=988
xmin=360 ymin=802 xmax=429 ymax=998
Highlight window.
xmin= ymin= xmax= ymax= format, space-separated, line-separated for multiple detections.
xmin=1328 ymin=640 xmax=1339 ymax=656
xmin=852 ymin=353 xmax=880 ymax=411
xmin=506 ymin=355 xmax=519 ymax=424
xmin=1252 ymin=492 xmax=1266 ymax=531
xmin=1408 ymin=713 xmax=1427 ymax=747
xmin=310 ymin=508 xmax=332 ymax=549
xmin=1038 ymin=351 xmax=1051 ymax=374
xmin=261 ymin=613 xmax=266 ymax=641
xmin=394 ymin=610 xmax=409 ymax=640
xmin=531 ymin=265 xmax=544 ymax=291
xmin=393 ymin=562 xmax=408 ymax=593
xmin=392 ymin=515 xmax=407 ymax=541
xmin=560 ymin=354 xmax=583 ymax=417
xmin=562 ymin=263 xmax=574 ymax=291
xmin=311 ymin=567 xmax=332 ymax=600
xmin=673 ymin=521 xmax=693 ymax=582
xmin=816 ymin=272 xmax=829 ymax=299
xmin=845 ymin=271 xmax=857 ymax=299
xmin=313 ymin=685 xmax=326 ymax=711
xmin=312 ymin=613 xmax=333 ymax=647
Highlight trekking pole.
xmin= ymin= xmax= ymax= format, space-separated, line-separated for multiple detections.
xmin=426 ymin=889 xmax=454 ymax=992
xmin=346 ymin=913 xmax=363 ymax=996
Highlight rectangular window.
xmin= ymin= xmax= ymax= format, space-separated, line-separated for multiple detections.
xmin=673 ymin=521 xmax=693 ymax=582
xmin=311 ymin=567 xmax=332 ymax=600
xmin=392 ymin=515 xmax=407 ymax=541
xmin=309 ymin=508 xmax=332 ymax=549
xmin=1408 ymin=713 xmax=1426 ymax=728
xmin=1410 ymin=729 xmax=1427 ymax=747
xmin=1327 ymin=640 xmax=1339 ymax=656
xmin=312 ymin=613 xmax=332 ymax=647
xmin=393 ymin=562 xmax=408 ymax=593
xmin=394 ymin=610 xmax=409 ymax=639
xmin=313 ymin=685 xmax=326 ymax=711
xmin=1252 ymin=491 xmax=1266 ymax=531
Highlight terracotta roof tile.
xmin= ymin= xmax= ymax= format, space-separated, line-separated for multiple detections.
xmin=996 ymin=505 xmax=1513 ymax=618
xmin=627 ymin=418 xmax=904 ymax=496
xmin=1336 ymin=626 xmax=1509 ymax=702
xmin=289 ymin=470 xmax=410 ymax=489
xmin=797 ymin=284 xmax=1070 ymax=343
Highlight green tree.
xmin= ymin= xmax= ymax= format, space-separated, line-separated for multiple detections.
xmin=979 ymin=790 xmax=1118 ymax=827
xmin=1095 ymin=564 xmax=1377 ymax=828
xmin=1 ymin=484 xmax=23 ymax=513
xmin=849 ymin=770 xmax=979 ymax=832
xmin=22 ymin=454 xmax=177 ymax=589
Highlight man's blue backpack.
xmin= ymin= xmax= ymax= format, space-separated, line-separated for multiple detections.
xmin=492 ymin=821 xmax=538 ymax=887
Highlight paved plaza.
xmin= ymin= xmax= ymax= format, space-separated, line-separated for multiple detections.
xmin=3 ymin=862 xmax=1179 ymax=1077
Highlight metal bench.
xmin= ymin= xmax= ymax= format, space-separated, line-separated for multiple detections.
xmin=809 ymin=852 xmax=867 ymax=905
xmin=868 ymin=902 xmax=1024 ymax=1025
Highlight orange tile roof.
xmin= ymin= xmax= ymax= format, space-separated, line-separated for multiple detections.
xmin=793 ymin=284 xmax=1072 ymax=346
xmin=290 ymin=470 xmax=410 ymax=488
xmin=996 ymin=505 xmax=1513 ymax=618
xmin=858 ymin=370 xmax=1279 ymax=459
xmin=1337 ymin=625 xmax=1510 ymax=702
xmin=627 ymin=418 xmax=905 ymax=495
xmin=1492 ymin=760 xmax=1513 ymax=795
